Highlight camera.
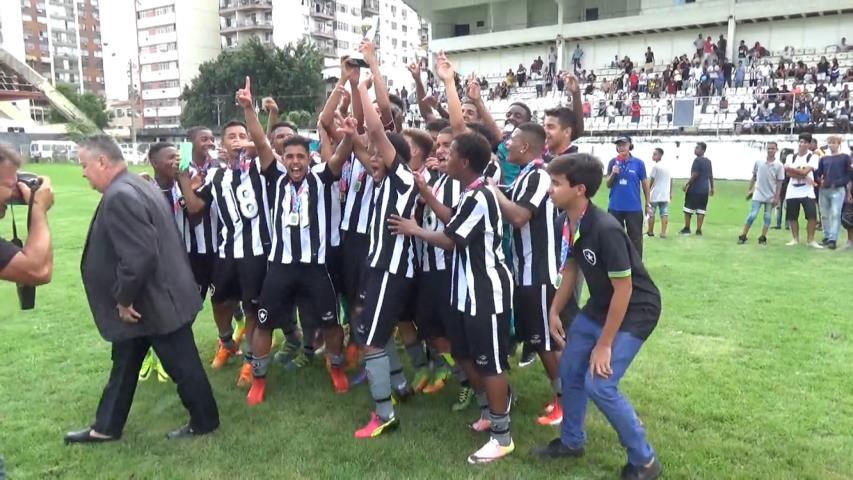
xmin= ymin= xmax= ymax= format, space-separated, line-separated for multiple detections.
xmin=8 ymin=172 xmax=42 ymax=206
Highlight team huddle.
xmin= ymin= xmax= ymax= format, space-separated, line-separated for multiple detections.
xmin=141 ymin=43 xmax=662 ymax=478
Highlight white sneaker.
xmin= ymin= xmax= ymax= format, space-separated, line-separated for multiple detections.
xmin=785 ymin=240 xmax=799 ymax=246
xmin=808 ymin=241 xmax=824 ymax=249
xmin=467 ymin=438 xmax=515 ymax=464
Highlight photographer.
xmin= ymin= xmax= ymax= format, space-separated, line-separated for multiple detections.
xmin=0 ymin=144 xmax=54 ymax=285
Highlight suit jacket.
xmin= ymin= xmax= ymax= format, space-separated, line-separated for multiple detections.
xmin=81 ymin=170 xmax=202 ymax=343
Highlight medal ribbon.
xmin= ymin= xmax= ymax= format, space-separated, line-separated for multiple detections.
xmin=560 ymin=206 xmax=586 ymax=271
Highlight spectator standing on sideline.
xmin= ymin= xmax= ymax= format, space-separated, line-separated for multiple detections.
xmin=644 ymin=47 xmax=654 ymax=69
xmin=784 ymin=133 xmax=822 ymax=248
xmin=646 ymin=148 xmax=671 ymax=238
xmin=815 ymin=136 xmax=852 ymax=249
xmin=694 ymin=34 xmax=705 ymax=59
xmin=606 ymin=136 xmax=650 ymax=257
xmin=548 ymin=46 xmax=558 ymax=76
xmin=680 ymin=142 xmax=714 ymax=236
xmin=572 ymin=44 xmax=584 ymax=71
xmin=738 ymin=142 xmax=785 ymax=245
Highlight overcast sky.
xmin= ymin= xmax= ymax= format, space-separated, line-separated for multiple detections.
xmin=101 ymin=0 xmax=137 ymax=101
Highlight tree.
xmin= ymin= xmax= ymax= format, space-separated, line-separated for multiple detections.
xmin=181 ymin=38 xmax=325 ymax=129
xmin=48 ymin=83 xmax=109 ymax=129
xmin=286 ymin=110 xmax=312 ymax=129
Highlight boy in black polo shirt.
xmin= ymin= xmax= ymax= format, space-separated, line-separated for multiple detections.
xmin=532 ymin=153 xmax=662 ymax=480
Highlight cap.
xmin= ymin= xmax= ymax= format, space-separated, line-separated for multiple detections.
xmin=614 ymin=135 xmax=632 ymax=145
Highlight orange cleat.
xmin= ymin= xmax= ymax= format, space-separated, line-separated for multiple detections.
xmin=345 ymin=343 xmax=360 ymax=370
xmin=246 ymin=377 xmax=266 ymax=406
xmin=236 ymin=363 xmax=253 ymax=388
xmin=536 ymin=400 xmax=563 ymax=426
xmin=328 ymin=364 xmax=350 ymax=393
xmin=211 ymin=340 xmax=238 ymax=369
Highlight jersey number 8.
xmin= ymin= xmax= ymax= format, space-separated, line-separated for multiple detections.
xmin=234 ymin=184 xmax=259 ymax=219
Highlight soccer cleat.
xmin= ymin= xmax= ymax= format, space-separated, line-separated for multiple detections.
xmin=327 ymin=361 xmax=350 ymax=394
xmin=283 ymin=352 xmax=312 ymax=370
xmin=469 ymin=416 xmax=491 ymax=432
xmin=274 ymin=341 xmax=301 ymax=366
xmin=422 ymin=367 xmax=451 ymax=394
xmin=138 ymin=351 xmax=154 ymax=381
xmin=246 ymin=378 xmax=266 ymax=406
xmin=237 ymin=363 xmax=253 ymax=388
xmin=452 ymin=386 xmax=474 ymax=412
xmin=467 ymin=438 xmax=515 ymax=464
xmin=154 ymin=357 xmax=170 ymax=383
xmin=211 ymin=340 xmax=238 ymax=369
xmin=518 ymin=351 xmax=537 ymax=368
xmin=354 ymin=412 xmax=399 ymax=439
xmin=537 ymin=401 xmax=564 ymax=426
xmin=412 ymin=367 xmax=431 ymax=393
xmin=345 ymin=342 xmax=360 ymax=370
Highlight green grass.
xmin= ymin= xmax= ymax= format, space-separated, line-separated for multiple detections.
xmin=1 ymin=164 xmax=851 ymax=479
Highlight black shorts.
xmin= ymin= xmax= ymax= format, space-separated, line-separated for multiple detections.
xmin=683 ymin=192 xmax=709 ymax=215
xmin=210 ymin=255 xmax=267 ymax=310
xmin=446 ymin=310 xmax=510 ymax=376
xmin=188 ymin=253 xmax=215 ymax=300
xmin=341 ymin=232 xmax=370 ymax=307
xmin=513 ymin=284 xmax=560 ymax=352
xmin=257 ymin=263 xmax=339 ymax=331
xmin=786 ymin=197 xmax=817 ymax=221
xmin=414 ymin=269 xmax=452 ymax=340
xmin=326 ymin=244 xmax=344 ymax=296
xmin=355 ymin=267 xmax=414 ymax=348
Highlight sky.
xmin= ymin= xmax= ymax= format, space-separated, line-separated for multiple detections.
xmin=100 ymin=0 xmax=138 ymax=101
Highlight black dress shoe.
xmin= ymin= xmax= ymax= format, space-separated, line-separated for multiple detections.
xmin=166 ymin=424 xmax=215 ymax=440
xmin=621 ymin=457 xmax=662 ymax=480
xmin=531 ymin=438 xmax=585 ymax=458
xmin=64 ymin=428 xmax=117 ymax=445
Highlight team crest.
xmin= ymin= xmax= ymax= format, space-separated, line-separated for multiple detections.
xmin=258 ymin=308 xmax=269 ymax=324
xmin=583 ymin=249 xmax=597 ymax=266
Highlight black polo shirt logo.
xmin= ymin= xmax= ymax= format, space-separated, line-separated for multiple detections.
xmin=583 ymin=248 xmax=597 ymax=266
xmin=258 ymin=308 xmax=268 ymax=324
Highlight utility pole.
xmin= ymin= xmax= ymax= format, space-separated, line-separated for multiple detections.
xmin=127 ymin=59 xmax=138 ymax=150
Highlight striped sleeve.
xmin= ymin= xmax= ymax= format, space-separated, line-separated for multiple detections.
xmin=516 ymin=170 xmax=549 ymax=215
xmin=445 ymin=191 xmax=485 ymax=247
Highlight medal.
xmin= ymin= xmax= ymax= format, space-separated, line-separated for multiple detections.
xmin=288 ymin=212 xmax=300 ymax=226
xmin=354 ymin=179 xmax=363 ymax=192
xmin=554 ymin=274 xmax=562 ymax=289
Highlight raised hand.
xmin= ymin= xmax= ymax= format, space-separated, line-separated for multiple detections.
xmin=435 ymin=51 xmax=455 ymax=83
xmin=466 ymin=73 xmax=482 ymax=101
xmin=422 ymin=95 xmax=439 ymax=109
xmin=236 ymin=76 xmax=253 ymax=109
xmin=413 ymin=170 xmax=427 ymax=192
xmin=563 ymin=72 xmax=580 ymax=92
xmin=337 ymin=116 xmax=360 ymax=136
xmin=359 ymin=39 xmax=377 ymax=66
xmin=407 ymin=62 xmax=421 ymax=79
xmin=261 ymin=96 xmax=278 ymax=113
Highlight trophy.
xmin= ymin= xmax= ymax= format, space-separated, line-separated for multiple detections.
xmin=347 ymin=16 xmax=379 ymax=69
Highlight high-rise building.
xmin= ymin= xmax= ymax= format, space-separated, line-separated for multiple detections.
xmin=135 ymin=0 xmax=220 ymax=129
xmin=16 ymin=0 xmax=105 ymax=95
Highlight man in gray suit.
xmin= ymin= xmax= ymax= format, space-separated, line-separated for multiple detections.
xmin=65 ymin=135 xmax=219 ymax=444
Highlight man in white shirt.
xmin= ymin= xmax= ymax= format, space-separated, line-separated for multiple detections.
xmin=784 ymin=133 xmax=823 ymax=248
xmin=646 ymin=148 xmax=672 ymax=238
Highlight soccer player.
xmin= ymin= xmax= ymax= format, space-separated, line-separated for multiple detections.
xmin=179 ymin=77 xmax=275 ymax=387
xmin=680 ymin=142 xmax=714 ymax=236
xmin=738 ymin=142 xmax=784 ymax=245
xmin=646 ymin=148 xmax=671 ymax=238
xmin=490 ymin=122 xmax=565 ymax=426
xmin=389 ymin=130 xmax=515 ymax=464
xmin=606 ymin=136 xmax=650 ymax=257
xmin=784 ymin=133 xmax=822 ymax=248
xmin=349 ymin=74 xmax=420 ymax=439
xmin=533 ymin=153 xmax=662 ymax=480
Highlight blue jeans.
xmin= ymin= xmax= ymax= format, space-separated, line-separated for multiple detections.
xmin=745 ymin=200 xmax=773 ymax=228
xmin=560 ymin=313 xmax=655 ymax=466
xmin=819 ymin=187 xmax=845 ymax=241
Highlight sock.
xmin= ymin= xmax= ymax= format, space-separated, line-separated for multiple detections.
xmin=303 ymin=344 xmax=316 ymax=360
xmin=219 ymin=331 xmax=235 ymax=350
xmin=386 ymin=337 xmax=408 ymax=390
xmin=433 ymin=350 xmax=449 ymax=371
xmin=365 ymin=350 xmax=394 ymax=421
xmin=244 ymin=351 xmax=253 ymax=365
xmin=551 ymin=377 xmax=562 ymax=398
xmin=251 ymin=354 xmax=271 ymax=378
xmin=453 ymin=362 xmax=467 ymax=385
xmin=475 ymin=390 xmax=488 ymax=419
xmin=440 ymin=352 xmax=456 ymax=368
xmin=405 ymin=342 xmax=427 ymax=370
xmin=489 ymin=409 xmax=512 ymax=447
xmin=329 ymin=353 xmax=344 ymax=369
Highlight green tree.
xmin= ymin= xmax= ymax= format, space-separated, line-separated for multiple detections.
xmin=48 ymin=83 xmax=109 ymax=129
xmin=181 ymin=38 xmax=325 ymax=129
xmin=286 ymin=110 xmax=312 ymax=129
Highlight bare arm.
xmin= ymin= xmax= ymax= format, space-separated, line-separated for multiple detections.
xmin=466 ymin=76 xmax=502 ymax=147
xmin=350 ymin=74 xmax=365 ymax=134
xmin=388 ymin=215 xmax=456 ymax=251
xmin=236 ymin=77 xmax=276 ymax=172
xmin=0 ymin=180 xmax=53 ymax=285
xmin=262 ymin=97 xmax=279 ymax=136
xmin=435 ymin=52 xmax=466 ymax=136
xmin=357 ymin=82 xmax=396 ymax=169
xmin=641 ymin=179 xmax=651 ymax=210
xmin=360 ymin=40 xmax=393 ymax=128
xmin=415 ymin=174 xmax=453 ymax=224
xmin=408 ymin=62 xmax=436 ymax=122
xmin=564 ymin=74 xmax=585 ymax=139
xmin=492 ymin=180 xmax=533 ymax=228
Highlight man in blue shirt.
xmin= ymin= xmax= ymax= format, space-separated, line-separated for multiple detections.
xmin=606 ymin=136 xmax=650 ymax=258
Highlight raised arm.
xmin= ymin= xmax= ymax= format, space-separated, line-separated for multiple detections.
xmin=320 ymin=58 xmax=357 ymax=132
xmin=360 ymin=39 xmax=393 ymax=128
xmin=262 ymin=97 xmax=279 ymax=136
xmin=436 ymin=52 xmax=466 ymax=136
xmin=0 ymin=178 xmax=54 ymax=285
xmin=349 ymin=67 xmax=365 ymax=134
xmin=564 ymin=73 xmax=585 ymax=139
xmin=324 ymin=117 xmax=355 ymax=177
xmin=466 ymin=73 xmax=503 ymax=147
xmin=408 ymin=62 xmax=436 ymax=122
xmin=236 ymin=76 xmax=276 ymax=172
xmin=357 ymin=81 xmax=396 ymax=169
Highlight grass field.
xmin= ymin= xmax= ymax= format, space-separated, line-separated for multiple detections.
xmin=1 ymin=163 xmax=851 ymax=479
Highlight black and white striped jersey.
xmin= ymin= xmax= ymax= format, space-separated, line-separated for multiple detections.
xmin=266 ymin=163 xmax=337 ymax=264
xmin=445 ymin=180 xmax=513 ymax=316
xmin=420 ymin=172 xmax=461 ymax=272
xmin=367 ymin=161 xmax=418 ymax=278
xmin=183 ymin=162 xmax=219 ymax=255
xmin=197 ymin=156 xmax=273 ymax=259
xmin=309 ymin=157 xmax=343 ymax=249
xmin=508 ymin=161 xmax=560 ymax=286
xmin=341 ymin=157 xmax=375 ymax=235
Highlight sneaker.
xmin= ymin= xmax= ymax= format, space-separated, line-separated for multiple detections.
xmin=785 ymin=239 xmax=799 ymax=246
xmin=154 ymin=357 xmax=170 ymax=383
xmin=808 ymin=240 xmax=824 ymax=249
xmin=645 ymin=232 xmax=655 ymax=237
xmin=518 ymin=350 xmax=537 ymax=368
xmin=354 ymin=412 xmax=399 ymax=439
xmin=737 ymin=234 xmax=747 ymax=245
xmin=758 ymin=235 xmax=767 ymax=245
xmin=695 ymin=229 xmax=703 ymax=236
xmin=621 ymin=456 xmax=662 ymax=480
xmin=452 ymin=386 xmax=475 ymax=412
xmin=246 ymin=378 xmax=266 ymax=406
xmin=678 ymin=227 xmax=691 ymax=235
xmin=771 ymin=225 xmax=782 ymax=230
xmin=467 ymin=438 xmax=515 ymax=464
xmin=211 ymin=340 xmax=238 ymax=369
xmin=327 ymin=363 xmax=350 ymax=394
xmin=828 ymin=240 xmax=837 ymax=250
xmin=531 ymin=438 xmax=585 ymax=458
xmin=422 ymin=366 xmax=451 ymax=394
xmin=469 ymin=416 xmax=491 ymax=432
xmin=138 ymin=351 xmax=154 ymax=381
xmin=543 ymin=397 xmax=558 ymax=415
xmin=274 ymin=341 xmax=301 ymax=366
xmin=284 ymin=352 xmax=312 ymax=370
xmin=412 ymin=367 xmax=431 ymax=393
xmin=237 ymin=363 xmax=253 ymax=388
xmin=536 ymin=400 xmax=563 ymax=426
